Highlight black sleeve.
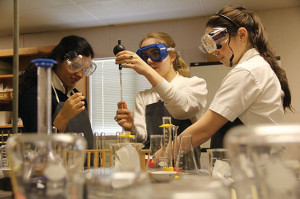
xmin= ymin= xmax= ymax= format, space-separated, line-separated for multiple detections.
xmin=19 ymin=86 xmax=38 ymax=133
xmin=19 ymin=86 xmax=59 ymax=133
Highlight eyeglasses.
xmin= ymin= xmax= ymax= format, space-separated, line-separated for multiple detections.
xmin=136 ymin=43 xmax=175 ymax=63
xmin=65 ymin=53 xmax=97 ymax=76
xmin=199 ymin=27 xmax=229 ymax=54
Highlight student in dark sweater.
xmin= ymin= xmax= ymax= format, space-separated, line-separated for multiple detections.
xmin=19 ymin=35 xmax=96 ymax=149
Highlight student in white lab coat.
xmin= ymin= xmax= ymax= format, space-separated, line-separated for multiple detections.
xmin=114 ymin=32 xmax=208 ymax=148
xmin=181 ymin=6 xmax=292 ymax=148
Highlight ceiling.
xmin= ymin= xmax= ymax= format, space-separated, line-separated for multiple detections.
xmin=0 ymin=0 xmax=299 ymax=37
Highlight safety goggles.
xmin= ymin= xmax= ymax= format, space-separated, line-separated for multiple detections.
xmin=136 ymin=43 xmax=175 ymax=63
xmin=65 ymin=52 xmax=97 ymax=76
xmin=200 ymin=27 xmax=229 ymax=54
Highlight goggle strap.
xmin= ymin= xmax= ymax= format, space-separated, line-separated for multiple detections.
xmin=167 ymin=47 xmax=176 ymax=51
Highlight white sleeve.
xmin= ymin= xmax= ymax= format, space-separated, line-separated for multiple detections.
xmin=154 ymin=76 xmax=207 ymax=120
xmin=133 ymin=93 xmax=147 ymax=143
xmin=209 ymin=68 xmax=261 ymax=121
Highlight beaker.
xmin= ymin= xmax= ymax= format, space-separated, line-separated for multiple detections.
xmin=175 ymin=134 xmax=199 ymax=175
xmin=207 ymin=148 xmax=231 ymax=178
xmin=146 ymin=135 xmax=166 ymax=171
xmin=110 ymin=143 xmax=144 ymax=172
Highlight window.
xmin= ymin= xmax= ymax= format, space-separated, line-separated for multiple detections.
xmin=89 ymin=58 xmax=151 ymax=135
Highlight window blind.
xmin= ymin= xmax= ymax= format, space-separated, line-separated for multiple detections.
xmin=89 ymin=58 xmax=151 ymax=135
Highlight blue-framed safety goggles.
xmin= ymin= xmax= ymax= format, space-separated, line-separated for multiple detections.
xmin=136 ymin=43 xmax=175 ymax=63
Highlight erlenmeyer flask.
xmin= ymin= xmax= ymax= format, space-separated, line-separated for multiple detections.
xmin=175 ymin=134 xmax=199 ymax=175
xmin=7 ymin=134 xmax=87 ymax=199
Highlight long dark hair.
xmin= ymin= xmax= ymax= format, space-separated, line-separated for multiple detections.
xmin=20 ymin=35 xmax=94 ymax=95
xmin=206 ymin=6 xmax=292 ymax=112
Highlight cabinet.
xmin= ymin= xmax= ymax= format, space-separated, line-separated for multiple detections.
xmin=0 ymin=75 xmax=13 ymax=111
xmin=0 ymin=45 xmax=55 ymax=134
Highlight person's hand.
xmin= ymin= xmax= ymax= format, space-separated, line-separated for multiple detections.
xmin=115 ymin=50 xmax=163 ymax=87
xmin=53 ymin=93 xmax=85 ymax=132
xmin=114 ymin=101 xmax=134 ymax=132
xmin=60 ymin=93 xmax=86 ymax=121
xmin=115 ymin=50 xmax=152 ymax=76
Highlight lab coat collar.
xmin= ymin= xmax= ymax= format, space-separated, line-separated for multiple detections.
xmin=51 ymin=70 xmax=74 ymax=97
xmin=237 ymin=48 xmax=260 ymax=65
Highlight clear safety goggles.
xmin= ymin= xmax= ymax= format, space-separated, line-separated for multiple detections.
xmin=65 ymin=52 xmax=97 ymax=76
xmin=200 ymin=27 xmax=229 ymax=54
xmin=136 ymin=43 xmax=175 ymax=63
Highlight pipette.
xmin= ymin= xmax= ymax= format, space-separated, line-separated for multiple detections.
xmin=113 ymin=40 xmax=126 ymax=103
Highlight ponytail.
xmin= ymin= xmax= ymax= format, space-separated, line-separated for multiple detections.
xmin=170 ymin=51 xmax=190 ymax=77
xmin=249 ymin=13 xmax=292 ymax=111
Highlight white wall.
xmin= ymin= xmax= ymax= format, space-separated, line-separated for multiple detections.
xmin=0 ymin=6 xmax=299 ymax=123
xmin=257 ymin=7 xmax=300 ymax=122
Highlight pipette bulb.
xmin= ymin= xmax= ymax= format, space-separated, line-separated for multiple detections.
xmin=113 ymin=40 xmax=126 ymax=55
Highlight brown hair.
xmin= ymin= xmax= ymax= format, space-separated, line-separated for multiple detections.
xmin=206 ymin=6 xmax=292 ymax=112
xmin=139 ymin=32 xmax=189 ymax=77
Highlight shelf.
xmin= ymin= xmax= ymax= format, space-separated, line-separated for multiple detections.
xmin=0 ymin=99 xmax=12 ymax=103
xmin=0 ymin=46 xmax=55 ymax=58
xmin=0 ymin=45 xmax=55 ymax=71
xmin=0 ymin=74 xmax=13 ymax=79
xmin=0 ymin=125 xmax=23 ymax=129
xmin=0 ymin=45 xmax=54 ymax=134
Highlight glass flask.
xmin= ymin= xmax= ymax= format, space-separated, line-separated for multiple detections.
xmin=225 ymin=124 xmax=300 ymax=199
xmin=6 ymin=133 xmax=87 ymax=199
xmin=175 ymin=134 xmax=199 ymax=175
